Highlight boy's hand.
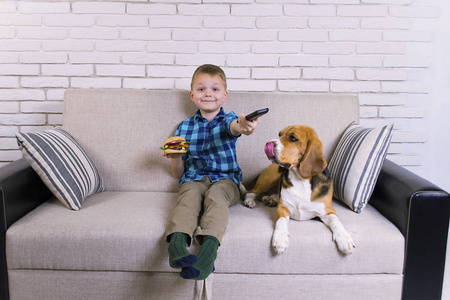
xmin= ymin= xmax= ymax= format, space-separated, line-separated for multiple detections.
xmin=163 ymin=152 xmax=184 ymax=159
xmin=232 ymin=113 xmax=260 ymax=136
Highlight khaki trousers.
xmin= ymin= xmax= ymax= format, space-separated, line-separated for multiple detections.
xmin=165 ymin=177 xmax=240 ymax=245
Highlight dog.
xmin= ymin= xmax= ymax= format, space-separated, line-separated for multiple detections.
xmin=243 ymin=125 xmax=355 ymax=255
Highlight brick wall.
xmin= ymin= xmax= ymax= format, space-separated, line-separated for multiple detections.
xmin=0 ymin=0 xmax=439 ymax=172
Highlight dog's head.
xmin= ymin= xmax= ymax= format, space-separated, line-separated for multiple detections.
xmin=264 ymin=125 xmax=327 ymax=178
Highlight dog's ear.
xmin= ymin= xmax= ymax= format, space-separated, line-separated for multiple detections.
xmin=299 ymin=138 xmax=327 ymax=179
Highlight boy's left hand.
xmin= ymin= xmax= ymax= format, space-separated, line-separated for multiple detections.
xmin=236 ymin=113 xmax=260 ymax=135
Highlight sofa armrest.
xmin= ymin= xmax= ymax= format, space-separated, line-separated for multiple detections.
xmin=0 ymin=158 xmax=53 ymax=300
xmin=370 ymin=159 xmax=450 ymax=300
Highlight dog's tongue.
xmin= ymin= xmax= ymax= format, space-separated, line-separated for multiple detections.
xmin=265 ymin=142 xmax=275 ymax=158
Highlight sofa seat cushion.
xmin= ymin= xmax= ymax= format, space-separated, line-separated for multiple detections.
xmin=6 ymin=191 xmax=404 ymax=275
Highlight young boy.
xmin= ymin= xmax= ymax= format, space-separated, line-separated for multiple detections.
xmin=163 ymin=64 xmax=260 ymax=280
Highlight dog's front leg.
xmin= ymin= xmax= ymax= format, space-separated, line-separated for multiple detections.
xmin=319 ymin=214 xmax=355 ymax=255
xmin=244 ymin=164 xmax=282 ymax=208
xmin=272 ymin=204 xmax=290 ymax=254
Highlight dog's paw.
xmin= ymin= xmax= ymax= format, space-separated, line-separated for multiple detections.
xmin=272 ymin=228 xmax=290 ymax=254
xmin=243 ymin=193 xmax=257 ymax=209
xmin=261 ymin=195 xmax=278 ymax=207
xmin=333 ymin=230 xmax=355 ymax=255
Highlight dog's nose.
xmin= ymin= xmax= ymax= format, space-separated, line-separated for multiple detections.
xmin=265 ymin=142 xmax=275 ymax=158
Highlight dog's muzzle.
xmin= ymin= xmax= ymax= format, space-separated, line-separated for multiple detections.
xmin=265 ymin=142 xmax=275 ymax=158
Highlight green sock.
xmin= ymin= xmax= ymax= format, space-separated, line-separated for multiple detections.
xmin=180 ymin=236 xmax=219 ymax=280
xmin=168 ymin=232 xmax=198 ymax=269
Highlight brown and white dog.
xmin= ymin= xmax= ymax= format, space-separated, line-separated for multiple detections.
xmin=244 ymin=125 xmax=355 ymax=255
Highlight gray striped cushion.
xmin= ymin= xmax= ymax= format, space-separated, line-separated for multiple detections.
xmin=328 ymin=123 xmax=393 ymax=213
xmin=15 ymin=127 xmax=105 ymax=211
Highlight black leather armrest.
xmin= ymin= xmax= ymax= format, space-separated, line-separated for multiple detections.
xmin=370 ymin=159 xmax=450 ymax=300
xmin=0 ymin=158 xmax=53 ymax=300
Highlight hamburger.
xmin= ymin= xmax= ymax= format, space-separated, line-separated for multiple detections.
xmin=160 ymin=136 xmax=190 ymax=154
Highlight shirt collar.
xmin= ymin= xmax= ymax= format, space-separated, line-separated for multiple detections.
xmin=194 ymin=107 xmax=226 ymax=122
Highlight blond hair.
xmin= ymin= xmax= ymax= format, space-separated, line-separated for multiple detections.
xmin=191 ymin=64 xmax=227 ymax=90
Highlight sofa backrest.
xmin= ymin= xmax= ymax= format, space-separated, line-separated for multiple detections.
xmin=63 ymin=89 xmax=358 ymax=192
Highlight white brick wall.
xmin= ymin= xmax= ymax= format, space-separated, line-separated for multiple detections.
xmin=0 ymin=0 xmax=439 ymax=172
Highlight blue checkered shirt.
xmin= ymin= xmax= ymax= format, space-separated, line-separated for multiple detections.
xmin=175 ymin=108 xmax=242 ymax=187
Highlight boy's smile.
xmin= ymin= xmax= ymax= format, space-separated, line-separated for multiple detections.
xmin=190 ymin=73 xmax=228 ymax=121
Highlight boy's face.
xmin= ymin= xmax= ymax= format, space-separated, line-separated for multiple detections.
xmin=190 ymin=73 xmax=228 ymax=118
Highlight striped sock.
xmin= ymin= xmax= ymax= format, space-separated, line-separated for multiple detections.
xmin=180 ymin=235 xmax=219 ymax=280
xmin=168 ymin=232 xmax=198 ymax=269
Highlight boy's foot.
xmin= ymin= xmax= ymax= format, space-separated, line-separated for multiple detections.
xmin=168 ymin=232 xmax=198 ymax=269
xmin=180 ymin=235 xmax=219 ymax=280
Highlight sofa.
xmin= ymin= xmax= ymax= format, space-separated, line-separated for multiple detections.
xmin=0 ymin=89 xmax=449 ymax=300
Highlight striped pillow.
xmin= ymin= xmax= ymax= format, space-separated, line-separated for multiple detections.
xmin=328 ymin=123 xmax=393 ymax=213
xmin=16 ymin=127 xmax=105 ymax=211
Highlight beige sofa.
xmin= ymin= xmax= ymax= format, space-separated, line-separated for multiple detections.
xmin=1 ymin=89 xmax=449 ymax=300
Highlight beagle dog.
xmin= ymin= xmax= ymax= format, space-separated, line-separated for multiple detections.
xmin=244 ymin=125 xmax=354 ymax=255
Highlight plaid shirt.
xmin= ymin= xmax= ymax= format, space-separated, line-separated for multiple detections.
xmin=175 ymin=108 xmax=241 ymax=186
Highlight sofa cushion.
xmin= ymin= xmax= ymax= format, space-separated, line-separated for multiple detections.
xmin=6 ymin=192 xmax=404 ymax=275
xmin=15 ymin=127 xmax=105 ymax=211
xmin=328 ymin=123 xmax=393 ymax=213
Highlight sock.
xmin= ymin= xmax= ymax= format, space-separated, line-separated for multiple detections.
xmin=180 ymin=235 xmax=219 ymax=280
xmin=168 ymin=232 xmax=198 ymax=269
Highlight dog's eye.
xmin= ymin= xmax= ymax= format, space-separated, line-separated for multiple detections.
xmin=289 ymin=135 xmax=298 ymax=142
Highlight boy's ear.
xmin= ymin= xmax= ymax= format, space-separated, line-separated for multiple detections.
xmin=223 ymin=91 xmax=228 ymax=102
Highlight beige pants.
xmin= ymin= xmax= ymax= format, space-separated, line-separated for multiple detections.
xmin=165 ymin=177 xmax=240 ymax=245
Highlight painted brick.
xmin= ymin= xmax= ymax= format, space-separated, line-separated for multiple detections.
xmin=389 ymin=6 xmax=439 ymax=18
xmin=279 ymin=29 xmax=328 ymax=42
xmin=303 ymin=43 xmax=354 ymax=55
xmin=280 ymin=55 xmax=328 ymax=67
xmin=0 ymin=89 xmax=45 ymax=101
xmin=252 ymin=42 xmax=301 ymax=54
xmin=227 ymin=79 xmax=276 ymax=91
xmin=97 ymin=65 xmax=145 ymax=77
xmin=21 ymin=101 xmax=63 ymax=113
xmin=0 ymin=102 xmax=19 ymax=113
xmin=0 ymin=28 xmax=15 ymax=39
xmin=0 ymin=150 xmax=22 ymax=161
xmin=175 ymin=54 xmax=226 ymax=66
xmin=0 ymin=15 xmax=41 ymax=26
xmin=123 ymin=78 xmax=174 ymax=89
xmin=383 ymin=31 xmax=433 ymax=43
xmin=308 ymin=17 xmax=359 ymax=29
xmin=0 ymin=126 xmax=19 ymax=137
xmin=0 ymin=64 xmax=39 ymax=76
xmin=357 ymin=43 xmax=406 ymax=54
xmin=43 ymin=40 xmax=94 ymax=52
xmin=147 ymin=66 xmax=196 ymax=78
xmin=358 ymin=94 xmax=407 ymax=106
xmin=147 ymin=42 xmax=198 ymax=53
xmin=122 ymin=53 xmax=174 ymax=65
xmin=199 ymin=42 xmax=251 ymax=54
xmin=330 ymin=30 xmax=382 ymax=42
xmin=149 ymin=16 xmax=202 ymax=28
xmin=252 ymin=67 xmax=300 ymax=79
xmin=20 ymin=53 xmax=68 ymax=64
xmin=0 ymin=52 xmax=19 ymax=63
xmin=392 ymin=131 xmax=427 ymax=143
xmin=71 ymin=77 xmax=122 ymax=89
xmin=172 ymin=30 xmax=224 ymax=41
xmin=127 ymin=4 xmax=176 ymax=15
xmin=72 ymin=2 xmax=125 ymax=14
xmin=97 ymin=15 xmax=149 ymax=27
xmin=21 ymin=77 xmax=69 ymax=88
xmin=379 ymin=107 xmax=425 ymax=118
xmin=0 ymin=114 xmax=46 ymax=126
xmin=227 ymin=55 xmax=278 ymax=67
xmin=382 ymin=81 xmax=430 ymax=94
xmin=361 ymin=17 xmax=410 ymax=29
xmin=284 ymin=5 xmax=336 ymax=17
xmin=256 ymin=17 xmax=307 ymax=29
xmin=360 ymin=106 xmax=378 ymax=118
xmin=330 ymin=81 xmax=380 ymax=92
xmin=18 ymin=2 xmax=69 ymax=14
xmin=338 ymin=5 xmax=387 ymax=17
xmin=48 ymin=114 xmax=62 ymax=125
xmin=178 ymin=4 xmax=230 ymax=15
xmin=0 ymin=76 xmax=19 ymax=88
xmin=95 ymin=41 xmax=145 ymax=52
xmin=226 ymin=29 xmax=277 ymax=41
xmin=44 ymin=15 xmax=95 ymax=27
xmin=121 ymin=28 xmax=171 ymax=41
xmin=312 ymin=0 xmax=359 ymax=3
xmin=357 ymin=68 xmax=406 ymax=81
xmin=330 ymin=55 xmax=382 ymax=67
xmin=387 ymin=155 xmax=421 ymax=166
xmin=42 ymin=64 xmax=94 ymax=77
xmin=278 ymin=80 xmax=329 ymax=92
xmin=304 ymin=67 xmax=354 ymax=80
xmin=0 ymin=41 xmax=41 ymax=51
xmin=0 ymin=138 xmax=19 ymax=151
xmin=204 ymin=17 xmax=255 ymax=29
xmin=69 ymin=53 xmax=120 ymax=64
xmin=47 ymin=89 xmax=66 ymax=101
xmin=70 ymin=28 xmax=120 ymax=40
xmin=0 ymin=2 xmax=16 ymax=13
xmin=232 ymin=4 xmax=283 ymax=16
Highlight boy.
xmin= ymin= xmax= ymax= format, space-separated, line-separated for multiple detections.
xmin=163 ymin=64 xmax=260 ymax=280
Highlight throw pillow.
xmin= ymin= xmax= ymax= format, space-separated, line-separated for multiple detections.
xmin=15 ymin=127 xmax=105 ymax=211
xmin=328 ymin=123 xmax=393 ymax=213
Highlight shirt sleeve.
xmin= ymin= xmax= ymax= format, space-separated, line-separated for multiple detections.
xmin=225 ymin=111 xmax=240 ymax=138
